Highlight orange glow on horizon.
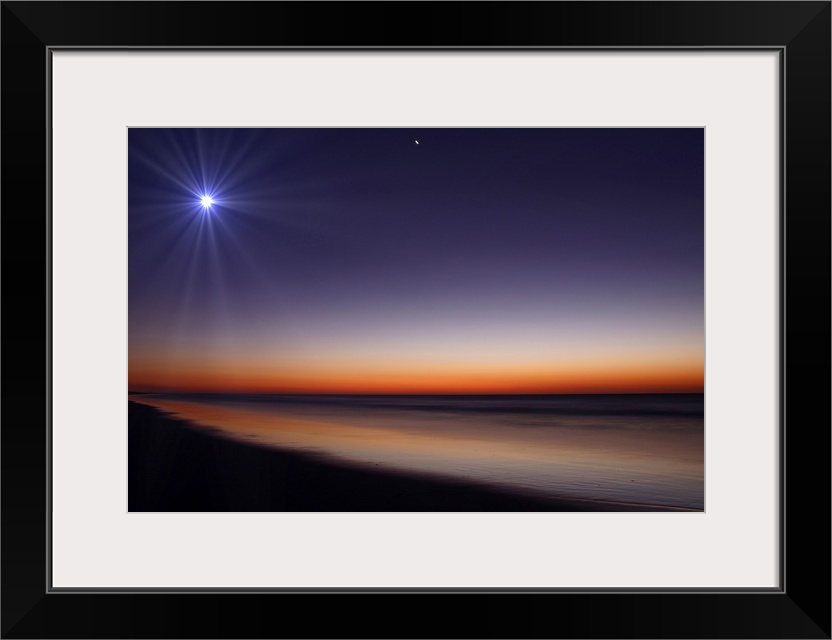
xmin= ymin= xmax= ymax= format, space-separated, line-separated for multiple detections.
xmin=129 ymin=356 xmax=704 ymax=395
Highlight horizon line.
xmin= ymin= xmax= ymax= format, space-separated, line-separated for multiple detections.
xmin=128 ymin=389 xmax=704 ymax=396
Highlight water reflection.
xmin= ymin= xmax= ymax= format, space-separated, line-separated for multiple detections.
xmin=132 ymin=393 xmax=704 ymax=510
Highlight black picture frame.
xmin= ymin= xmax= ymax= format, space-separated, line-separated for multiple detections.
xmin=2 ymin=2 xmax=829 ymax=638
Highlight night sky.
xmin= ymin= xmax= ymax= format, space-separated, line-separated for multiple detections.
xmin=128 ymin=128 xmax=704 ymax=394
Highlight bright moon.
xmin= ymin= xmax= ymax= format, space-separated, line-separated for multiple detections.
xmin=200 ymin=195 xmax=214 ymax=208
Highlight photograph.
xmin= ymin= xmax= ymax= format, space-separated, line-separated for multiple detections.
xmin=128 ymin=127 xmax=705 ymax=512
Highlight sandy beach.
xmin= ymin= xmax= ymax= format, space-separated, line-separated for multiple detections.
xmin=128 ymin=400 xmax=681 ymax=512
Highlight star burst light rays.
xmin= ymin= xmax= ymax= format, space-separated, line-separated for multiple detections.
xmin=129 ymin=128 xmax=325 ymax=363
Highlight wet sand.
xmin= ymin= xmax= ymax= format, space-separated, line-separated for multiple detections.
xmin=128 ymin=400 xmax=677 ymax=512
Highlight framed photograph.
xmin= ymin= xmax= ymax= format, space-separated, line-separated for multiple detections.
xmin=3 ymin=2 xmax=829 ymax=638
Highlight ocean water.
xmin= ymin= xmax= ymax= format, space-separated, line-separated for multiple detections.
xmin=131 ymin=393 xmax=704 ymax=510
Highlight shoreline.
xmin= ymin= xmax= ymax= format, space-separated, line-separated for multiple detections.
xmin=128 ymin=400 xmax=691 ymax=512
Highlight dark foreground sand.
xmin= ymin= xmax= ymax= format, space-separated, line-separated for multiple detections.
xmin=128 ymin=400 xmax=669 ymax=512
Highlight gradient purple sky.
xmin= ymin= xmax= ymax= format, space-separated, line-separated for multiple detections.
xmin=128 ymin=128 xmax=703 ymax=393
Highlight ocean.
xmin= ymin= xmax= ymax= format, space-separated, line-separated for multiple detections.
xmin=130 ymin=393 xmax=704 ymax=511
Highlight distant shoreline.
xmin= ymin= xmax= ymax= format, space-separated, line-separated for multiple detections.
xmin=128 ymin=400 xmax=692 ymax=512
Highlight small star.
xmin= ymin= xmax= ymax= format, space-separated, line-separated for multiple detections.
xmin=414 ymin=140 xmax=420 ymax=145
